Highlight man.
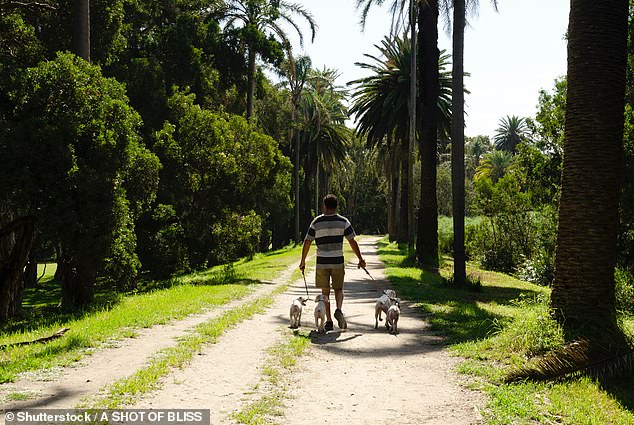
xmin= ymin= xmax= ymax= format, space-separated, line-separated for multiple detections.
xmin=299 ymin=194 xmax=366 ymax=331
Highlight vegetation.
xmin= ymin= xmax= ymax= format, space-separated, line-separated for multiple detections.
xmin=0 ymin=244 xmax=303 ymax=385
xmin=378 ymin=239 xmax=634 ymax=424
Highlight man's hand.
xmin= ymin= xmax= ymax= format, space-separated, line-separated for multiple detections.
xmin=299 ymin=260 xmax=306 ymax=272
xmin=358 ymin=258 xmax=366 ymax=269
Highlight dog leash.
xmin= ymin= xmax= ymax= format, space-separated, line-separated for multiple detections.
xmin=301 ymin=269 xmax=310 ymax=299
xmin=361 ymin=266 xmax=375 ymax=280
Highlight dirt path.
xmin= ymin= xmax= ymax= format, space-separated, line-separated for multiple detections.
xmin=2 ymin=237 xmax=485 ymax=424
xmin=0 ymin=264 xmax=298 ymax=412
xmin=130 ymin=237 xmax=484 ymax=424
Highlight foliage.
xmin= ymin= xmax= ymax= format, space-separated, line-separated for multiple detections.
xmin=1 ymin=52 xmax=156 ymax=306
xmin=493 ymin=115 xmax=530 ymax=153
xmin=474 ymin=150 xmax=513 ymax=183
xmin=616 ymin=268 xmax=634 ymax=314
xmin=152 ymin=91 xmax=291 ymax=267
xmin=469 ymin=174 xmax=534 ymax=273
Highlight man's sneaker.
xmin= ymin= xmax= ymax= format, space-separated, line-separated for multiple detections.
xmin=324 ymin=321 xmax=334 ymax=331
xmin=334 ymin=309 xmax=347 ymax=329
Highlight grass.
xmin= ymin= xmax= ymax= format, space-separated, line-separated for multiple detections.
xmin=377 ymin=238 xmax=634 ymax=425
xmin=0 ymin=244 xmax=304 ymax=385
xmin=84 ymin=285 xmax=292 ymax=408
xmin=232 ymin=330 xmax=312 ymax=424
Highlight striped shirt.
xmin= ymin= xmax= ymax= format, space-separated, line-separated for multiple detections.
xmin=305 ymin=214 xmax=356 ymax=269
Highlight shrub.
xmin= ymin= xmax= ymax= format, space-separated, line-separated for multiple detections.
xmin=615 ymin=268 xmax=634 ymax=314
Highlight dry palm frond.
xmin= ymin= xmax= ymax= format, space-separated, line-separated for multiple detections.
xmin=505 ymin=339 xmax=634 ymax=383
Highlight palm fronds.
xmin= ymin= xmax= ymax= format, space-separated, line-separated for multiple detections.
xmin=506 ymin=338 xmax=634 ymax=383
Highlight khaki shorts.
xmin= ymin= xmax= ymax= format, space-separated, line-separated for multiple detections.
xmin=315 ymin=268 xmax=345 ymax=290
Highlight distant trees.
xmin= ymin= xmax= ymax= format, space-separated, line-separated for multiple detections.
xmin=494 ymin=115 xmax=530 ymax=153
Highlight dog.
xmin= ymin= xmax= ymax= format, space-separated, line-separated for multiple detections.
xmin=386 ymin=300 xmax=400 ymax=334
xmin=314 ymin=294 xmax=327 ymax=333
xmin=289 ymin=296 xmax=308 ymax=328
xmin=375 ymin=289 xmax=397 ymax=329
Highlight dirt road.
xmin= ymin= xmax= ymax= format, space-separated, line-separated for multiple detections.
xmin=1 ymin=237 xmax=484 ymax=424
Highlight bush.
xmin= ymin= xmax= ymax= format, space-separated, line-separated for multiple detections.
xmin=615 ymin=268 xmax=634 ymax=314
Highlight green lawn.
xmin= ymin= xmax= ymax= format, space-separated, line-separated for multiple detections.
xmin=377 ymin=238 xmax=634 ymax=425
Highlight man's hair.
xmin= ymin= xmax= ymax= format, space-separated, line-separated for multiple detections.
xmin=323 ymin=194 xmax=338 ymax=210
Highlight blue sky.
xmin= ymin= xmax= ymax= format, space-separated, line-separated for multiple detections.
xmin=287 ymin=0 xmax=569 ymax=139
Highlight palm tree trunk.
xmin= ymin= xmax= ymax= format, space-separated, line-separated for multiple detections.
xmin=551 ymin=0 xmax=628 ymax=335
xmin=73 ymin=0 xmax=90 ymax=62
xmin=451 ymin=0 xmax=466 ymax=286
xmin=246 ymin=47 xmax=256 ymax=120
xmin=294 ymin=108 xmax=301 ymax=241
xmin=408 ymin=0 xmax=418 ymax=252
xmin=398 ymin=144 xmax=409 ymax=243
xmin=416 ymin=0 xmax=439 ymax=271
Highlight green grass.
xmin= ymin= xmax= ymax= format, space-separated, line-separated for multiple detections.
xmin=85 ymin=287 xmax=291 ymax=408
xmin=377 ymin=238 xmax=634 ymax=425
xmin=0 ymin=244 xmax=303 ymax=384
xmin=232 ymin=330 xmax=312 ymax=424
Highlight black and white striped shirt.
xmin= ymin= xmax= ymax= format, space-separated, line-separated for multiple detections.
xmin=305 ymin=214 xmax=356 ymax=269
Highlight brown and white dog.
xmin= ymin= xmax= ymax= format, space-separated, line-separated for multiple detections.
xmin=386 ymin=300 xmax=400 ymax=334
xmin=375 ymin=289 xmax=397 ymax=329
xmin=314 ymin=294 xmax=327 ymax=333
xmin=289 ymin=296 xmax=308 ymax=328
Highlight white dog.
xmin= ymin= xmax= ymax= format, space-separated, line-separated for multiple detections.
xmin=289 ymin=296 xmax=308 ymax=328
xmin=386 ymin=300 xmax=400 ymax=334
xmin=314 ymin=294 xmax=327 ymax=333
xmin=374 ymin=289 xmax=397 ymax=329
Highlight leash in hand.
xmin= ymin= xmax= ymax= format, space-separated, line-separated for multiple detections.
xmin=361 ymin=266 xmax=375 ymax=280
xmin=301 ymin=268 xmax=310 ymax=299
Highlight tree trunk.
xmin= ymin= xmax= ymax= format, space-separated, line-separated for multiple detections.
xmin=398 ymin=144 xmax=409 ymax=243
xmin=246 ymin=47 xmax=256 ymax=120
xmin=72 ymin=0 xmax=90 ymax=62
xmin=416 ymin=0 xmax=439 ymax=271
xmin=294 ymin=108 xmax=301 ymax=241
xmin=61 ymin=255 xmax=96 ymax=310
xmin=0 ymin=211 xmax=37 ymax=323
xmin=551 ymin=0 xmax=628 ymax=335
xmin=451 ymin=0 xmax=466 ymax=286
xmin=388 ymin=156 xmax=399 ymax=241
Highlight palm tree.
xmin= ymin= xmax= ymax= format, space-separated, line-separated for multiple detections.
xmin=73 ymin=0 xmax=90 ymax=62
xmin=551 ymin=0 xmax=628 ymax=337
xmin=221 ymin=0 xmax=316 ymax=120
xmin=474 ymin=150 xmax=512 ymax=183
xmin=493 ymin=115 xmax=529 ymax=153
xmin=349 ymin=35 xmax=453 ymax=243
xmin=280 ymin=56 xmax=312 ymax=241
xmin=299 ymin=68 xmax=350 ymax=214
xmin=451 ymin=0 xmax=496 ymax=286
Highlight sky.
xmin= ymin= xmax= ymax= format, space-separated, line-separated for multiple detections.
xmin=285 ymin=0 xmax=570 ymax=139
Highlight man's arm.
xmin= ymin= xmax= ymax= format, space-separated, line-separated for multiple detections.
xmin=348 ymin=238 xmax=366 ymax=269
xmin=299 ymin=239 xmax=312 ymax=271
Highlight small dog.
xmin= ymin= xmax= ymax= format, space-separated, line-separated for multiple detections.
xmin=375 ymin=289 xmax=397 ymax=329
xmin=314 ymin=294 xmax=327 ymax=333
xmin=386 ymin=300 xmax=400 ymax=334
xmin=289 ymin=296 xmax=308 ymax=328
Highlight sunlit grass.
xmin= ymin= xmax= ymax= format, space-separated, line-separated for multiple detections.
xmin=377 ymin=237 xmax=634 ymax=425
xmin=0 ymin=244 xmax=303 ymax=384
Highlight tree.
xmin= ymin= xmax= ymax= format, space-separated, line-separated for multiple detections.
xmin=493 ymin=115 xmax=529 ymax=153
xmin=73 ymin=0 xmax=90 ymax=61
xmin=450 ymin=0 xmax=497 ymax=286
xmin=417 ymin=0 xmax=440 ymax=270
xmin=298 ymin=67 xmax=350 ymax=215
xmin=221 ymin=0 xmax=316 ymax=120
xmin=349 ymin=35 xmax=453 ymax=243
xmin=279 ymin=55 xmax=312 ymax=242
xmin=551 ymin=0 xmax=628 ymax=337
xmin=474 ymin=150 xmax=513 ymax=183
xmin=1 ymin=53 xmax=154 ymax=310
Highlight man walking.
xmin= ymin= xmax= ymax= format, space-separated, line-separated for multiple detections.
xmin=299 ymin=194 xmax=366 ymax=331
